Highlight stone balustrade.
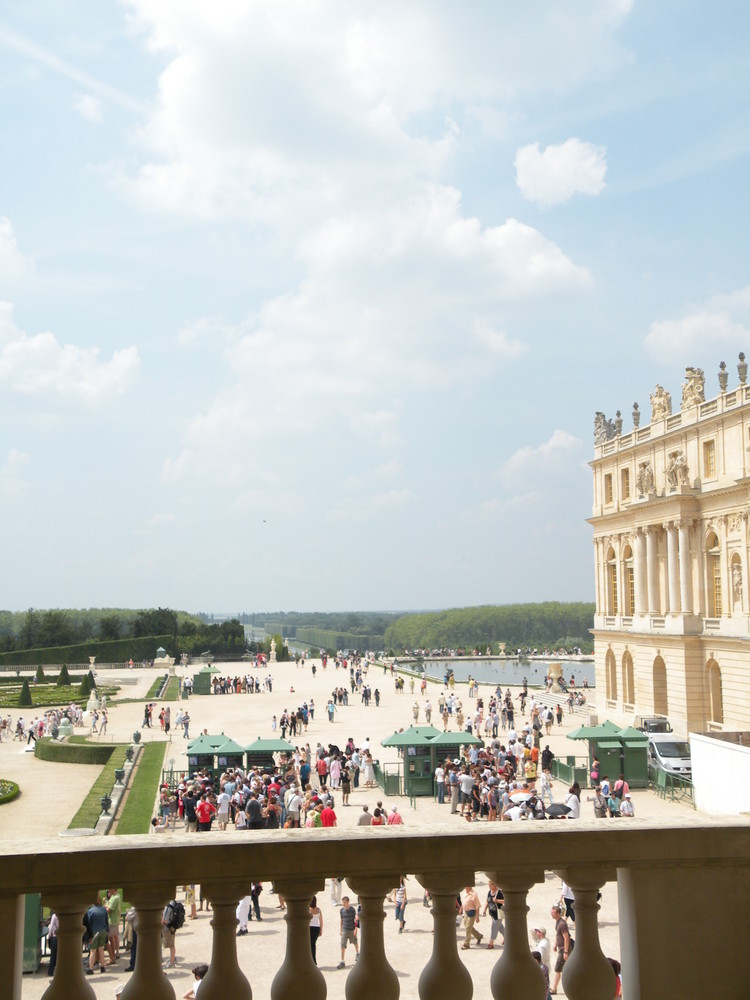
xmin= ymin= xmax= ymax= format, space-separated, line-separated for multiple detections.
xmin=2 ymin=817 xmax=749 ymax=1000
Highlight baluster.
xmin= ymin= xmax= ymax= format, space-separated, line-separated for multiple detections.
xmin=41 ymin=892 xmax=97 ymax=1000
xmin=198 ymin=882 xmax=252 ymax=1000
xmin=345 ymin=875 xmax=400 ymax=1000
xmin=270 ymin=877 xmax=326 ymax=1000
xmin=486 ymin=870 xmax=546 ymax=1000
xmin=416 ymin=871 xmax=474 ymax=1000
xmin=556 ymin=868 xmax=616 ymax=1000
xmin=0 ymin=893 xmax=23 ymax=1000
xmin=119 ymin=885 xmax=176 ymax=1000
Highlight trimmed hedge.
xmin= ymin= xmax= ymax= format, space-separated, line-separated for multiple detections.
xmin=0 ymin=779 xmax=20 ymax=804
xmin=0 ymin=634 xmax=174 ymax=668
xmin=34 ymin=737 xmax=115 ymax=765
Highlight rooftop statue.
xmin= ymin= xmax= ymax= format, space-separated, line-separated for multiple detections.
xmin=650 ymin=384 xmax=672 ymax=422
xmin=594 ymin=411 xmax=616 ymax=445
xmin=681 ymin=366 xmax=705 ymax=409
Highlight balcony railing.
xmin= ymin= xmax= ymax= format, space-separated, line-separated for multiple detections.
xmin=3 ymin=821 xmax=750 ymax=1000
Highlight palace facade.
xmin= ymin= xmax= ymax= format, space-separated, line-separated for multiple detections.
xmin=590 ymin=356 xmax=750 ymax=736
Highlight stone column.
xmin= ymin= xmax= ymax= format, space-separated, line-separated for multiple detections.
xmin=665 ymin=522 xmax=680 ymax=613
xmin=41 ymin=892 xmax=98 ymax=1000
xmin=677 ymin=520 xmax=693 ymax=614
xmin=199 ymin=883 xmax=252 ymax=1000
xmin=0 ymin=893 xmax=24 ymax=1000
xmin=645 ymin=527 xmax=660 ymax=614
xmin=416 ymin=871 xmax=474 ymax=1000
xmin=345 ymin=875 xmax=400 ymax=1000
xmin=270 ymin=877 xmax=326 ymax=1000
xmin=486 ymin=870 xmax=546 ymax=1000
xmin=634 ymin=530 xmax=647 ymax=614
xmin=119 ymin=885 xmax=176 ymax=1000
xmin=555 ymin=867 xmax=616 ymax=1000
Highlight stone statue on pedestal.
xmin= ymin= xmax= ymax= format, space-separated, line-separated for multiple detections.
xmin=636 ymin=461 xmax=655 ymax=496
xmin=666 ymin=450 xmax=689 ymax=490
xmin=650 ymin=384 xmax=672 ymax=422
xmin=270 ymin=638 xmax=277 ymax=663
xmin=681 ymin=367 xmax=705 ymax=409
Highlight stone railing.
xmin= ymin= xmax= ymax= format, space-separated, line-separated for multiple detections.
xmin=3 ymin=819 xmax=750 ymax=1000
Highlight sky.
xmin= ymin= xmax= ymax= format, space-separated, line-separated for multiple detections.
xmin=1 ymin=1 xmax=749 ymax=614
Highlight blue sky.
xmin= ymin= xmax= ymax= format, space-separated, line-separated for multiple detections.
xmin=1 ymin=1 xmax=749 ymax=613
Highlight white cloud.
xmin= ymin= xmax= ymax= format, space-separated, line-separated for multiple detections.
xmin=122 ymin=1 xmax=631 ymax=222
xmin=498 ymin=429 xmax=583 ymax=492
xmin=515 ymin=138 xmax=607 ymax=207
xmin=161 ymin=186 xmax=590 ymax=486
xmin=644 ymin=287 xmax=750 ymax=362
xmin=0 ymin=218 xmax=34 ymax=283
xmin=74 ymin=93 xmax=103 ymax=122
xmin=0 ymin=302 xmax=140 ymax=401
xmin=0 ymin=449 xmax=31 ymax=503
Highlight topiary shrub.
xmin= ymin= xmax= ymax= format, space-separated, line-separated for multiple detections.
xmin=87 ymin=669 xmax=96 ymax=689
xmin=35 ymin=664 xmax=45 ymax=682
xmin=0 ymin=779 xmax=20 ymax=804
xmin=18 ymin=678 xmax=32 ymax=708
xmin=56 ymin=664 xmax=71 ymax=687
xmin=78 ymin=673 xmax=91 ymax=698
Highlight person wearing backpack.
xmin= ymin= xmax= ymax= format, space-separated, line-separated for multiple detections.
xmin=162 ymin=900 xmax=185 ymax=968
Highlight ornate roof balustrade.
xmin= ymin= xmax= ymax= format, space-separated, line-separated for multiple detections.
xmin=2 ymin=819 xmax=749 ymax=1000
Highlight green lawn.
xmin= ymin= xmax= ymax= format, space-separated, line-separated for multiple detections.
xmin=164 ymin=676 xmax=179 ymax=701
xmin=116 ymin=742 xmax=167 ymax=835
xmin=0 ymin=682 xmax=119 ymax=709
xmin=68 ymin=745 xmax=128 ymax=829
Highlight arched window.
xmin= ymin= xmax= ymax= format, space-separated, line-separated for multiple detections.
xmin=622 ymin=650 xmax=635 ymax=706
xmin=653 ymin=656 xmax=668 ymax=717
xmin=607 ymin=547 xmax=618 ymax=615
xmin=622 ymin=545 xmax=634 ymax=616
xmin=707 ymin=532 xmax=722 ymax=617
xmin=707 ymin=659 xmax=723 ymax=725
xmin=606 ymin=648 xmax=617 ymax=702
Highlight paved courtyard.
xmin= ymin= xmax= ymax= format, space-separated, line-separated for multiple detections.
xmin=0 ymin=658 xmax=696 ymax=998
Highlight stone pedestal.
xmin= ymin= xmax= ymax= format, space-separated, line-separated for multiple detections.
xmin=547 ymin=662 xmax=564 ymax=693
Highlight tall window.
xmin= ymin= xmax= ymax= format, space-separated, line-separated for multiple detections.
xmin=606 ymin=649 xmax=617 ymax=702
xmin=604 ymin=473 xmax=614 ymax=505
xmin=621 ymin=467 xmax=631 ymax=501
xmin=623 ymin=545 xmax=634 ymax=615
xmin=707 ymin=532 xmax=722 ymax=616
xmin=622 ymin=651 xmax=635 ymax=706
xmin=607 ymin=548 xmax=618 ymax=615
xmin=703 ymin=440 xmax=716 ymax=479
xmin=707 ymin=659 xmax=723 ymax=724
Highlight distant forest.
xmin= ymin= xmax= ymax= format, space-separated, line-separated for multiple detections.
xmin=0 ymin=602 xmax=595 ymax=660
xmin=384 ymin=602 xmax=595 ymax=653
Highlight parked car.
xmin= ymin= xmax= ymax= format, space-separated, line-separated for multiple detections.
xmin=635 ymin=715 xmax=673 ymax=734
xmin=647 ymin=734 xmax=691 ymax=776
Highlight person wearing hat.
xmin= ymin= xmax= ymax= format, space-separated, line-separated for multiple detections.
xmin=531 ymin=926 xmax=551 ymax=969
xmin=620 ymin=793 xmax=635 ymax=817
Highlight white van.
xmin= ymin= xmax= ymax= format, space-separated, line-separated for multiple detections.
xmin=647 ymin=735 xmax=691 ymax=776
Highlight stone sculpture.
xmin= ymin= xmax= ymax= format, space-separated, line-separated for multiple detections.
xmin=636 ymin=461 xmax=655 ymax=496
xmin=681 ymin=367 xmax=705 ymax=409
xmin=665 ymin=450 xmax=689 ymax=490
xmin=594 ymin=412 xmax=616 ymax=444
xmin=650 ymin=384 xmax=672 ymax=422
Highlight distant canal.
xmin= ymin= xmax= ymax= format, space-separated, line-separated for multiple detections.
xmin=419 ymin=658 xmax=595 ymax=689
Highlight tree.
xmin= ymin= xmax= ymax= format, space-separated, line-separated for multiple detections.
xmin=18 ymin=678 xmax=32 ymax=707
xmin=78 ymin=673 xmax=91 ymax=697
xmin=35 ymin=664 xmax=45 ymax=682
xmin=56 ymin=664 xmax=71 ymax=687
xmin=18 ymin=608 xmax=41 ymax=649
xmin=133 ymin=607 xmax=179 ymax=639
xmin=98 ymin=614 xmax=121 ymax=641
xmin=87 ymin=669 xmax=96 ymax=690
xmin=37 ymin=610 xmax=79 ymax=648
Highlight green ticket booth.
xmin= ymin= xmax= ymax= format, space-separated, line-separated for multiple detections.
xmin=192 ymin=664 xmax=221 ymax=695
xmin=617 ymin=726 xmax=649 ymax=788
xmin=245 ymin=738 xmax=295 ymax=774
xmin=24 ymin=894 xmax=43 ymax=973
xmin=381 ymin=726 xmax=440 ymax=797
xmin=214 ymin=737 xmax=246 ymax=772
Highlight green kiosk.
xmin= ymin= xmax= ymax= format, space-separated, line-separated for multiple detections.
xmin=186 ymin=733 xmax=227 ymax=777
xmin=214 ymin=737 xmax=246 ymax=772
xmin=245 ymin=737 xmax=295 ymax=773
xmin=381 ymin=726 xmax=440 ymax=797
xmin=567 ymin=720 xmax=649 ymax=788
xmin=192 ymin=664 xmax=221 ymax=695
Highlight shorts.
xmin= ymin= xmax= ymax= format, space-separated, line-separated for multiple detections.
xmin=460 ymin=791 xmax=471 ymax=804
xmin=555 ymin=951 xmax=566 ymax=973
xmin=340 ymin=928 xmax=357 ymax=949
xmin=90 ymin=930 xmax=108 ymax=949
xmin=162 ymin=926 xmax=176 ymax=948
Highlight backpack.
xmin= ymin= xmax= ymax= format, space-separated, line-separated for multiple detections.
xmin=613 ymin=783 xmax=624 ymax=800
xmin=165 ymin=900 xmax=185 ymax=930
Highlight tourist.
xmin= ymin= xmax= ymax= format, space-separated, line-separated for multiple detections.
xmin=395 ymin=876 xmax=407 ymax=933
xmin=460 ymin=885 xmax=483 ymax=949
xmin=588 ymin=785 xmax=608 ymax=819
xmin=620 ymin=793 xmax=635 ymax=817
xmin=84 ymin=898 xmax=109 ymax=974
xmin=435 ymin=762 xmax=445 ymax=804
xmin=483 ymin=881 xmax=505 ymax=948
xmin=162 ymin=899 xmax=182 ymax=968
xmin=337 ymin=896 xmax=359 ymax=968
xmin=387 ymin=805 xmax=403 ymax=826
xmin=550 ymin=903 xmax=571 ymax=994
xmin=320 ymin=799 xmax=337 ymax=827
xmin=357 ymin=805 xmax=372 ymax=826
xmin=532 ymin=926 xmax=551 ymax=970
xmin=183 ymin=963 xmax=208 ymax=999
xmin=565 ymin=783 xmax=581 ymax=819
xmin=105 ymin=888 xmax=122 ymax=964
xmin=309 ymin=896 xmax=323 ymax=964
xmin=532 ymin=950 xmax=552 ymax=998
xmin=236 ymin=895 xmax=251 ymax=936
xmin=46 ymin=911 xmax=58 ymax=977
